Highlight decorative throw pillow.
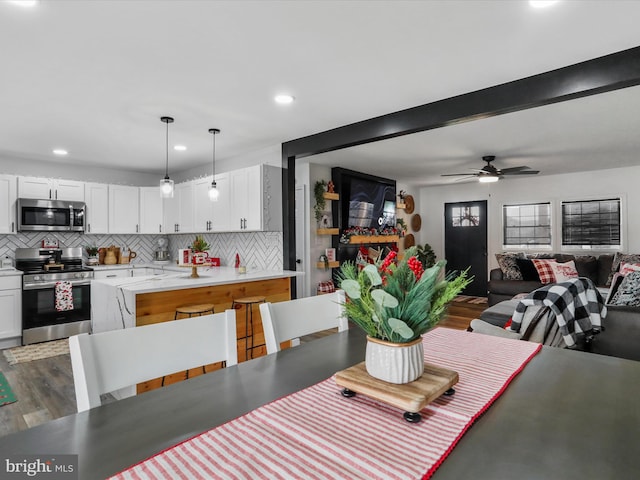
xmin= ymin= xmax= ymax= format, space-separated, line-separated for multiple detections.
xmin=608 ymin=253 xmax=640 ymax=286
xmin=495 ymin=253 xmax=524 ymax=280
xmin=515 ymin=258 xmax=540 ymax=282
xmin=609 ymin=271 xmax=640 ymax=307
xmin=531 ymin=259 xmax=579 ymax=284
xmin=619 ymin=262 xmax=640 ymax=276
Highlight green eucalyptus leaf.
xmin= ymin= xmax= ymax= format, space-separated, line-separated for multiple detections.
xmin=363 ymin=264 xmax=382 ymax=286
xmin=388 ymin=317 xmax=414 ymax=339
xmin=372 ymin=312 xmax=380 ymax=323
xmin=371 ymin=289 xmax=399 ymax=308
xmin=341 ymin=279 xmax=361 ymax=299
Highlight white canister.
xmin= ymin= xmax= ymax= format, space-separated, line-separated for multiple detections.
xmin=178 ymin=249 xmax=191 ymax=265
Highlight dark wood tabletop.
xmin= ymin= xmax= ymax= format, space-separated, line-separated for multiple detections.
xmin=1 ymin=328 xmax=639 ymax=479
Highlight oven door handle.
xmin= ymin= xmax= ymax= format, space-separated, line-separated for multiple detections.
xmin=23 ymin=280 xmax=92 ymax=290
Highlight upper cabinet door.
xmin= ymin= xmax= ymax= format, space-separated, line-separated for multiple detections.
xmin=108 ymin=185 xmax=139 ymax=234
xmin=162 ymin=181 xmax=194 ymax=233
xmin=211 ymin=172 xmax=231 ymax=232
xmin=18 ymin=177 xmax=85 ymax=202
xmin=193 ymin=177 xmax=214 ymax=232
xmin=84 ymin=183 xmax=109 ymax=234
xmin=54 ymin=179 xmax=85 ymax=202
xmin=227 ymin=165 xmax=281 ymax=232
xmin=0 ymin=175 xmax=17 ymax=234
xmin=139 ymin=186 xmax=164 ymax=234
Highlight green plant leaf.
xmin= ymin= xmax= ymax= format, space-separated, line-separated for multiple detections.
xmin=388 ymin=317 xmax=414 ymax=339
xmin=363 ymin=264 xmax=382 ymax=286
xmin=371 ymin=289 xmax=399 ymax=308
xmin=341 ymin=279 xmax=361 ymax=299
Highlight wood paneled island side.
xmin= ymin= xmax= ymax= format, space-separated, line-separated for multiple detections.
xmin=91 ymin=267 xmax=298 ymax=393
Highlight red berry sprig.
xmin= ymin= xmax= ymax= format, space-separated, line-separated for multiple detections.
xmin=379 ymin=251 xmax=397 ymax=275
xmin=407 ymin=256 xmax=424 ymax=281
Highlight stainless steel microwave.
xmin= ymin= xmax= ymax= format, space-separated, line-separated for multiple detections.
xmin=17 ymin=198 xmax=85 ymax=232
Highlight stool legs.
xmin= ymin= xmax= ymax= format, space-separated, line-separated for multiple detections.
xmin=232 ymin=299 xmax=265 ymax=360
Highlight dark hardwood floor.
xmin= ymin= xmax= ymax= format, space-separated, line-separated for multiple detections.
xmin=0 ymin=298 xmax=485 ymax=438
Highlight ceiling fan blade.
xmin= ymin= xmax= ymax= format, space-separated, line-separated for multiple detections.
xmin=503 ymin=170 xmax=540 ymax=175
xmin=500 ymin=166 xmax=530 ymax=174
xmin=441 ymin=173 xmax=476 ymax=177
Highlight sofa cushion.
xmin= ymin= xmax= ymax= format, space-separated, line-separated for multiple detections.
xmin=608 ymin=253 xmax=640 ymax=286
xmin=597 ymin=254 xmax=614 ymax=286
xmin=532 ymin=259 xmax=579 ymax=284
xmin=516 ymin=258 xmax=540 ymax=281
xmin=574 ymin=255 xmax=599 ymax=283
xmin=495 ymin=253 xmax=524 ymax=280
xmin=609 ymin=271 xmax=640 ymax=307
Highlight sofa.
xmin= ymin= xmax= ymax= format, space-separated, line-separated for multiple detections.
xmin=488 ymin=253 xmax=614 ymax=306
xmin=485 ymin=252 xmax=640 ymax=362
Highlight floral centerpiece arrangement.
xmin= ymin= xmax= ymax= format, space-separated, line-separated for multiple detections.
xmin=337 ymin=247 xmax=472 ymax=383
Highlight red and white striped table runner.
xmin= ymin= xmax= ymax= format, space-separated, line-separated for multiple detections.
xmin=112 ymin=328 xmax=541 ymax=480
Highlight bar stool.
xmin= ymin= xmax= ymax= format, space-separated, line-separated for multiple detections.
xmin=232 ymin=296 xmax=266 ymax=359
xmin=174 ymin=303 xmax=215 ymax=320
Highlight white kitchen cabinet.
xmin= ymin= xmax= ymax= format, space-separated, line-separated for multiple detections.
xmin=193 ymin=176 xmax=214 ymax=232
xmin=139 ymin=187 xmax=164 ymax=234
xmin=163 ymin=181 xmax=194 ymax=233
xmin=18 ymin=176 xmax=85 ymax=201
xmin=0 ymin=275 xmax=21 ymax=347
xmin=0 ymin=174 xmax=17 ymax=234
xmin=211 ymin=172 xmax=232 ymax=232
xmin=229 ymin=164 xmax=282 ymax=232
xmin=84 ymin=183 xmax=109 ymax=234
xmin=108 ymin=185 xmax=140 ymax=234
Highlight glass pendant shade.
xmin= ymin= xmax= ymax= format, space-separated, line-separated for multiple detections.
xmin=208 ymin=180 xmax=219 ymax=201
xmin=160 ymin=176 xmax=174 ymax=198
xmin=160 ymin=116 xmax=175 ymax=198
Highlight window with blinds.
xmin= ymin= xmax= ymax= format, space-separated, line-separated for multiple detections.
xmin=561 ymin=198 xmax=621 ymax=247
xmin=503 ymin=202 xmax=551 ymax=247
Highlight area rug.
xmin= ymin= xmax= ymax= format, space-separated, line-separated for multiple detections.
xmin=453 ymin=295 xmax=488 ymax=305
xmin=0 ymin=372 xmax=17 ymax=406
xmin=2 ymin=339 xmax=70 ymax=366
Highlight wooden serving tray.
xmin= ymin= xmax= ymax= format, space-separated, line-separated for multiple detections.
xmin=335 ymin=362 xmax=458 ymax=422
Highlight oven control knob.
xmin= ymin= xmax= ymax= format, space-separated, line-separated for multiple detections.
xmin=33 ymin=275 xmax=41 ymax=281
xmin=75 ymin=272 xmax=83 ymax=279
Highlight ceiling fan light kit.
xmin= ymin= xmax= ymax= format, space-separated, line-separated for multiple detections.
xmin=442 ymin=155 xmax=540 ymax=182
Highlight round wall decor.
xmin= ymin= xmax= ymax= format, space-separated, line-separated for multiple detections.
xmin=404 ymin=195 xmax=415 ymax=214
xmin=411 ymin=213 xmax=422 ymax=232
xmin=403 ymin=233 xmax=415 ymax=249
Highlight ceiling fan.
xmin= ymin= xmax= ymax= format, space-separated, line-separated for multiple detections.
xmin=441 ymin=155 xmax=540 ymax=183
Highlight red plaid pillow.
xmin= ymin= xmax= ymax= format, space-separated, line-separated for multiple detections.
xmin=531 ymin=259 xmax=557 ymax=284
xmin=317 ymin=280 xmax=335 ymax=294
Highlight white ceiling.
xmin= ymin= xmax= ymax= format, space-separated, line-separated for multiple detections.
xmin=1 ymin=0 xmax=639 ymax=186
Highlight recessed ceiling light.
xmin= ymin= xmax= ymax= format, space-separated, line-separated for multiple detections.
xmin=53 ymin=149 xmax=68 ymax=156
xmin=173 ymin=145 xmax=187 ymax=151
xmin=529 ymin=0 xmax=559 ymax=8
xmin=275 ymin=94 xmax=295 ymax=105
xmin=8 ymin=1 xmax=39 ymax=7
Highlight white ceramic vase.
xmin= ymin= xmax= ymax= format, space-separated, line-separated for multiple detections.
xmin=365 ymin=336 xmax=424 ymax=384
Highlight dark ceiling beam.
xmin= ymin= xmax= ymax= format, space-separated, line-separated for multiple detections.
xmin=283 ymin=46 xmax=640 ymax=159
xmin=281 ymin=45 xmax=640 ymax=274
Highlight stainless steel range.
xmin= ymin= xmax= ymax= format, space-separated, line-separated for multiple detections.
xmin=15 ymin=247 xmax=94 ymax=345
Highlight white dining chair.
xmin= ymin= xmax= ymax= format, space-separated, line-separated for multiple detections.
xmin=259 ymin=290 xmax=348 ymax=354
xmin=70 ymin=310 xmax=237 ymax=412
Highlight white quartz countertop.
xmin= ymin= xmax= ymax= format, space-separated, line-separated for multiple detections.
xmin=0 ymin=268 xmax=22 ymax=277
xmin=91 ymin=267 xmax=301 ymax=294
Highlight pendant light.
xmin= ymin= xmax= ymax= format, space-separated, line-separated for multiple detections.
xmin=208 ymin=128 xmax=221 ymax=201
xmin=159 ymin=116 xmax=175 ymax=198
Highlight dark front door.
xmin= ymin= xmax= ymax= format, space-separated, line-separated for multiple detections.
xmin=444 ymin=200 xmax=488 ymax=297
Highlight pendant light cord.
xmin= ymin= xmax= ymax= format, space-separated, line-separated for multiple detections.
xmin=165 ymin=119 xmax=169 ymax=178
xmin=212 ymin=130 xmax=216 ymax=177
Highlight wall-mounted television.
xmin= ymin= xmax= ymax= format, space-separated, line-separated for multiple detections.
xmin=331 ymin=167 xmax=397 ymax=231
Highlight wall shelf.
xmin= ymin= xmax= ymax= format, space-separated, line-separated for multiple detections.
xmin=347 ymin=235 xmax=399 ymax=245
xmin=316 ymin=260 xmax=340 ymax=269
xmin=317 ymin=228 xmax=339 ymax=235
xmin=396 ymin=202 xmax=406 ymax=210
xmin=323 ymin=192 xmax=339 ymax=201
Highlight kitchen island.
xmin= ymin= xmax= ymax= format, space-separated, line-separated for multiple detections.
xmin=91 ymin=266 xmax=299 ymax=392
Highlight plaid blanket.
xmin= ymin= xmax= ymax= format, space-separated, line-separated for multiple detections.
xmin=510 ymin=277 xmax=606 ymax=348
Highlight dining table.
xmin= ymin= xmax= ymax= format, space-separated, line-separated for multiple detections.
xmin=1 ymin=327 xmax=640 ymax=479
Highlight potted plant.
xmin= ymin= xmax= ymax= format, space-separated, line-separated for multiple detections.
xmin=337 ymin=247 xmax=472 ymax=383
xmin=85 ymin=245 xmax=99 ymax=266
xmin=191 ymin=235 xmax=210 ymax=265
xmin=313 ymin=180 xmax=327 ymax=223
